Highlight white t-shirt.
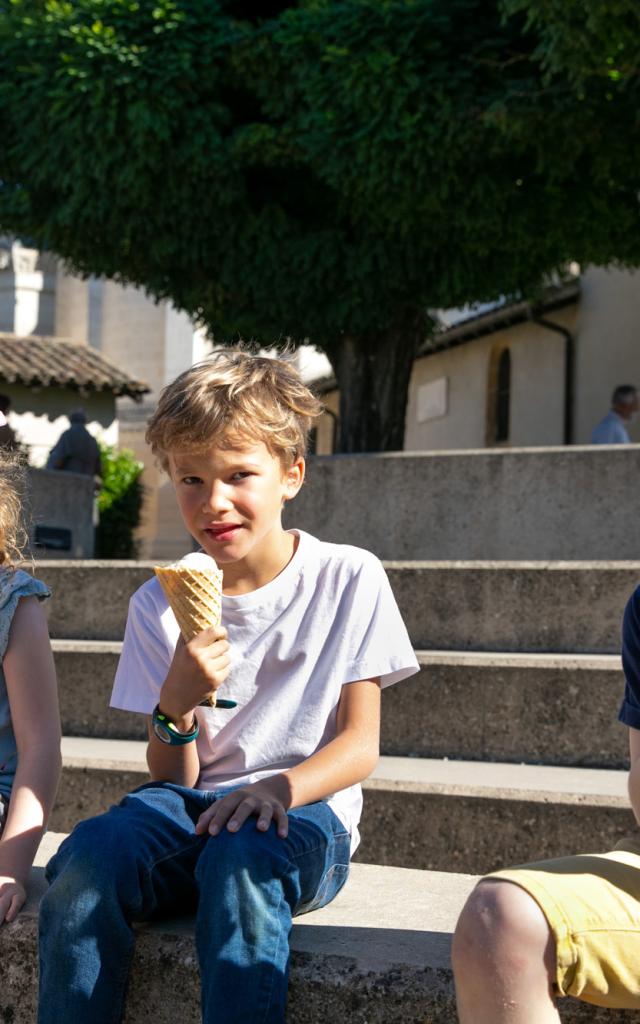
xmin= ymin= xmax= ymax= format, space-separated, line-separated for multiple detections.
xmin=110 ymin=529 xmax=419 ymax=852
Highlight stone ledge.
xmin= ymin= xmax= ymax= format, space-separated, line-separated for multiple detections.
xmin=283 ymin=446 xmax=640 ymax=561
xmin=37 ymin=561 xmax=155 ymax=640
xmin=57 ymin=741 xmax=631 ymax=801
xmin=2 ymin=833 xmax=474 ymax=1024
xmin=382 ymin=653 xmax=626 ymax=767
xmin=384 ymin=563 xmax=640 ymax=652
xmin=3 ymin=834 xmax=636 ymax=1023
xmin=39 ymin=560 xmax=640 ymax=651
xmin=53 ymin=643 xmax=628 ymax=767
xmin=50 ymin=747 xmax=637 ymax=874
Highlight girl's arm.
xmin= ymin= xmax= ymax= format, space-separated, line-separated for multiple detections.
xmin=195 ymin=677 xmax=381 ymax=838
xmin=0 ymin=595 xmax=61 ymax=923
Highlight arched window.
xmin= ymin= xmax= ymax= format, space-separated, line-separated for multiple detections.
xmin=486 ymin=343 xmax=511 ymax=445
xmin=495 ymin=348 xmax=511 ymax=443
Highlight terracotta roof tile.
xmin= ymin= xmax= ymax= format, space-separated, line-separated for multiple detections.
xmin=0 ymin=334 xmax=150 ymax=401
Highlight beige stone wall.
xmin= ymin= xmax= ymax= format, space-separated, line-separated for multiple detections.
xmin=509 ymin=305 xmax=577 ymax=447
xmin=54 ymin=269 xmax=89 ymax=343
xmin=100 ymin=280 xmax=167 ymax=393
xmin=54 ymin=272 xmax=203 ymax=395
xmin=117 ymin=418 xmax=192 ymax=560
xmin=404 ymin=269 xmax=640 ymax=453
xmin=404 ymin=311 xmax=571 ymax=451
xmin=405 ymin=336 xmax=491 ymax=450
xmin=279 ymin=316 xmax=571 ymax=455
xmin=306 ymin=273 xmax=640 ymax=455
xmin=574 ymin=267 xmax=640 ymax=443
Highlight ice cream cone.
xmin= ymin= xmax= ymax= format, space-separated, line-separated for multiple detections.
xmin=154 ymin=553 xmax=223 ymax=707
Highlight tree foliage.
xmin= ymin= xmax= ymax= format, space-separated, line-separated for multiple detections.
xmin=96 ymin=443 xmax=144 ymax=558
xmin=502 ymin=0 xmax=640 ymax=85
xmin=1 ymin=0 xmax=640 ymax=449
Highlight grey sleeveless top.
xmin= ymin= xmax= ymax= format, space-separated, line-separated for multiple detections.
xmin=0 ymin=568 xmax=51 ymax=799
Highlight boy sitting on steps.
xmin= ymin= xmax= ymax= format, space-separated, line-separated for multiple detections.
xmin=38 ymin=349 xmax=419 ymax=1024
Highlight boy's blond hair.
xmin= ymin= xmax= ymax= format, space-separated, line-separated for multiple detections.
xmin=146 ymin=349 xmax=324 ymax=470
xmin=0 ymin=452 xmax=27 ymax=568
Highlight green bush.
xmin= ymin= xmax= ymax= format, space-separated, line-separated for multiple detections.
xmin=96 ymin=443 xmax=144 ymax=559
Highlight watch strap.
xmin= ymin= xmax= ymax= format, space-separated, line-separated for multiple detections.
xmin=152 ymin=704 xmax=199 ymax=745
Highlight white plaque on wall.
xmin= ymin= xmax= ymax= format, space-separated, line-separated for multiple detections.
xmin=417 ymin=378 xmax=448 ymax=423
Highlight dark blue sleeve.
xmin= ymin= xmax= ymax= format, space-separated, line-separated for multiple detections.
xmin=619 ymin=586 xmax=640 ymax=729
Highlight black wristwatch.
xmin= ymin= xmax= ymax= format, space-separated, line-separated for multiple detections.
xmin=151 ymin=705 xmax=199 ymax=746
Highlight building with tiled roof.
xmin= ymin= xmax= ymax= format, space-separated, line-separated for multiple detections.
xmin=311 ymin=267 xmax=640 ymax=454
xmin=0 ymin=237 xmax=206 ymax=555
xmin=0 ymin=333 xmax=149 ymax=400
xmin=0 ymin=240 xmax=154 ymax=468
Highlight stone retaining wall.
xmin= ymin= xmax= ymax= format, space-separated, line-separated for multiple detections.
xmin=284 ymin=445 xmax=640 ymax=560
xmin=26 ymin=467 xmax=95 ymax=558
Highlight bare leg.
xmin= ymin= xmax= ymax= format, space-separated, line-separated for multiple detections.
xmin=452 ymin=879 xmax=560 ymax=1024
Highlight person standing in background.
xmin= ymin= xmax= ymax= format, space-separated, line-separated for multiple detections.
xmin=591 ymin=385 xmax=639 ymax=443
xmin=46 ymin=409 xmax=102 ymax=482
xmin=0 ymin=396 xmax=17 ymax=451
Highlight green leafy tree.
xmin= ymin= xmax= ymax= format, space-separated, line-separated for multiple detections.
xmin=502 ymin=0 xmax=640 ymax=84
xmin=1 ymin=0 xmax=640 ymax=450
xmin=96 ymin=444 xmax=144 ymax=558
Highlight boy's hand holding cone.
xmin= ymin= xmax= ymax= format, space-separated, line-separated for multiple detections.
xmin=155 ymin=552 xmax=226 ymax=708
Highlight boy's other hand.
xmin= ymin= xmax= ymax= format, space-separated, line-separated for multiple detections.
xmin=195 ymin=776 xmax=291 ymax=839
xmin=0 ymin=876 xmax=26 ymax=924
xmin=160 ymin=625 xmax=230 ymax=721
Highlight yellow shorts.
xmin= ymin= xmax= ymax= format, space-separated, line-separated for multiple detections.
xmin=488 ymin=835 xmax=640 ymax=1009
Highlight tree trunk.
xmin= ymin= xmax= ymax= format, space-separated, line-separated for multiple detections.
xmin=333 ymin=312 xmax=426 ymax=453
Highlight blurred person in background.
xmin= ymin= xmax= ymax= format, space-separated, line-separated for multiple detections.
xmin=591 ymin=385 xmax=638 ymax=444
xmin=0 ymin=396 xmax=17 ymax=451
xmin=46 ymin=409 xmax=102 ymax=482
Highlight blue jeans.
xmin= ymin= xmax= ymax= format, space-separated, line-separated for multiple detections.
xmin=38 ymin=782 xmax=351 ymax=1024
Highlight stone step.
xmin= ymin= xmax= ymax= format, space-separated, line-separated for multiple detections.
xmin=386 ymin=561 xmax=639 ymax=653
xmin=53 ymin=741 xmax=636 ymax=876
xmin=54 ymin=642 xmax=628 ymax=767
xmin=52 ymin=640 xmax=145 ymax=740
xmin=38 ymin=560 xmax=155 ymax=640
xmin=362 ymin=757 xmax=634 ymax=874
xmin=384 ymin=651 xmax=628 ymax=768
xmin=1 ymin=832 xmax=633 ymax=1024
xmin=38 ymin=559 xmax=640 ymax=651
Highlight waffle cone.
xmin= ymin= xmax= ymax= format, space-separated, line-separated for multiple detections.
xmin=154 ymin=565 xmax=224 ymax=707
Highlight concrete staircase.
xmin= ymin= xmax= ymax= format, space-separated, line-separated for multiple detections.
xmin=2 ymin=556 xmax=638 ymax=1022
